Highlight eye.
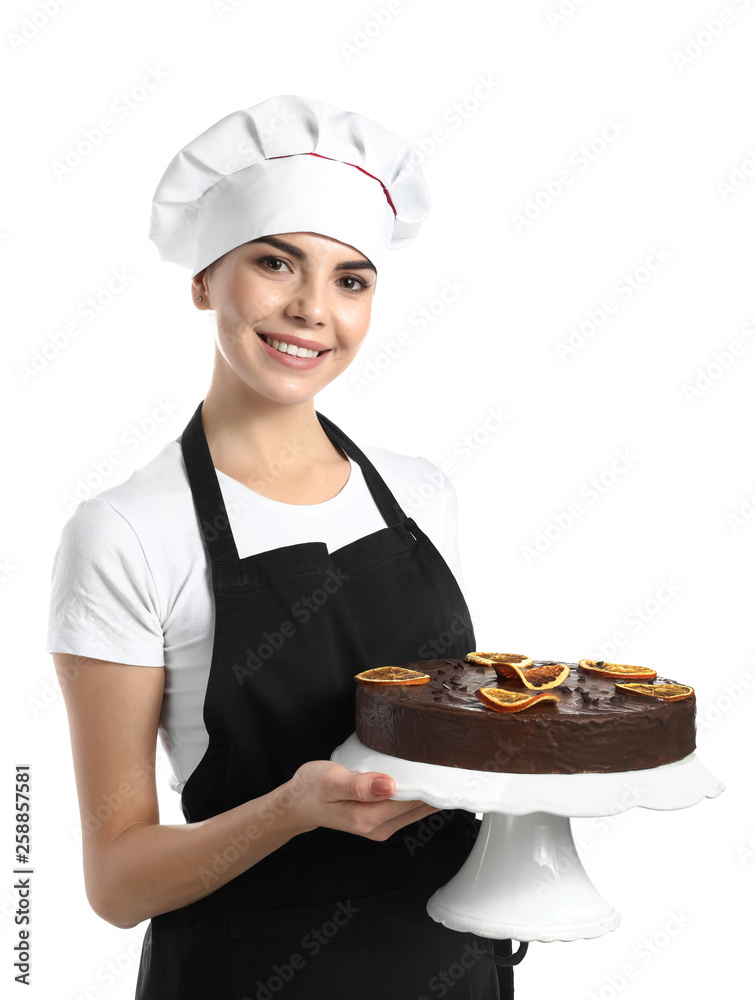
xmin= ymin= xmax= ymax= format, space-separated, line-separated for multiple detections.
xmin=339 ymin=274 xmax=371 ymax=292
xmin=257 ymin=255 xmax=291 ymax=273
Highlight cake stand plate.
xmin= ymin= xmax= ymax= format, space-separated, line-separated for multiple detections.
xmin=331 ymin=734 xmax=724 ymax=943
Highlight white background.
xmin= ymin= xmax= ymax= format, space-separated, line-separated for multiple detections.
xmin=2 ymin=0 xmax=753 ymax=997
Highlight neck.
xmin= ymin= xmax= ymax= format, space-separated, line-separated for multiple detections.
xmin=198 ymin=369 xmax=342 ymax=477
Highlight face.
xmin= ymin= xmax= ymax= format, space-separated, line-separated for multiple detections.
xmin=191 ymin=232 xmax=376 ymax=406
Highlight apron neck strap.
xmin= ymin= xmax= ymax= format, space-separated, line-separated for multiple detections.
xmin=180 ymin=401 xmax=413 ymax=566
xmin=180 ymin=401 xmax=240 ymax=564
xmin=315 ymin=411 xmax=410 ymax=529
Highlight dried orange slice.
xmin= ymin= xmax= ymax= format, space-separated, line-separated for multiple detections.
xmin=465 ymin=652 xmax=534 ymax=669
xmin=355 ymin=666 xmax=430 ymax=685
xmin=504 ymin=662 xmax=570 ymax=690
xmin=476 ymin=687 xmax=560 ymax=713
xmin=614 ymin=682 xmax=694 ymax=702
xmin=579 ymin=659 xmax=657 ymax=681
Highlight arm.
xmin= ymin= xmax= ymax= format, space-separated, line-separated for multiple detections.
xmin=54 ymin=653 xmax=434 ymax=930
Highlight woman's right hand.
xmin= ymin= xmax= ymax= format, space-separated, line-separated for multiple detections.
xmin=283 ymin=760 xmax=439 ymax=842
xmin=53 ymin=652 xmax=435 ymax=929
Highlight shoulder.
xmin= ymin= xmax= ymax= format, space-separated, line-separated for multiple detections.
xmin=361 ymin=443 xmax=458 ymax=522
xmin=49 ymin=443 xmax=193 ymax=658
xmin=87 ymin=440 xmax=188 ymax=509
xmin=61 ymin=441 xmax=192 ymax=537
xmin=54 ymin=441 xmax=199 ymax=592
xmin=358 ymin=442 xmax=466 ymax=594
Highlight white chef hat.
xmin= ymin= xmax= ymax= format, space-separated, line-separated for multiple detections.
xmin=149 ymin=94 xmax=430 ymax=277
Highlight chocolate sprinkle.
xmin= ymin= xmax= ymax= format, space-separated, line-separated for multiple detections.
xmin=355 ymin=658 xmax=696 ymax=775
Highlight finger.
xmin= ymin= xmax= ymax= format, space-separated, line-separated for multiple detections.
xmin=367 ymin=800 xmax=441 ymax=841
xmin=296 ymin=762 xmax=396 ymax=803
xmin=340 ymin=770 xmax=397 ymax=803
xmin=341 ymin=798 xmax=438 ymax=841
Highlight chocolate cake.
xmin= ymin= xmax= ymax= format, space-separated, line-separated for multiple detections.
xmin=354 ymin=659 xmax=696 ymax=774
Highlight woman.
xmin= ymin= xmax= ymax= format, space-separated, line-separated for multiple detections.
xmin=48 ymin=95 xmax=502 ymax=999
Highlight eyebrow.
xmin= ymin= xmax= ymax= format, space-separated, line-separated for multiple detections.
xmin=247 ymin=235 xmax=377 ymax=274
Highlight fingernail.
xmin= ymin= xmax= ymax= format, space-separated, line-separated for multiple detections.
xmin=372 ymin=777 xmax=393 ymax=795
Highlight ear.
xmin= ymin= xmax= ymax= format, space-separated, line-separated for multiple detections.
xmin=191 ymin=269 xmax=212 ymax=310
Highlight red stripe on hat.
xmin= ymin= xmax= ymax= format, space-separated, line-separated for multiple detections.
xmin=268 ymin=152 xmax=397 ymax=216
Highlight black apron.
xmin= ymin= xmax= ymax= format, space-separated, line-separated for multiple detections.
xmin=135 ymin=400 xmax=501 ymax=1000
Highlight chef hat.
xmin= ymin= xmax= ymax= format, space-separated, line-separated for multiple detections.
xmin=149 ymin=94 xmax=430 ymax=277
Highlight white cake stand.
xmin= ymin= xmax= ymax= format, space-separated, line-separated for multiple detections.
xmin=331 ymin=734 xmax=724 ymax=944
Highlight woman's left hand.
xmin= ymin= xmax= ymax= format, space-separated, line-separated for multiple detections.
xmin=281 ymin=759 xmax=439 ymax=842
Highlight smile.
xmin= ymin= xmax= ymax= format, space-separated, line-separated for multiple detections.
xmin=263 ymin=336 xmax=322 ymax=358
xmin=256 ymin=332 xmax=331 ymax=370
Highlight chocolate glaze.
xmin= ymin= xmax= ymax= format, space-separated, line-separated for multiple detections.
xmin=355 ymin=659 xmax=696 ymax=774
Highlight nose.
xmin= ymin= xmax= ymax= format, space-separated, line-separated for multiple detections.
xmin=283 ymin=273 xmax=330 ymax=327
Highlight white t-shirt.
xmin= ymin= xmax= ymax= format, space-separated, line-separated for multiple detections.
xmin=47 ymin=437 xmax=467 ymax=794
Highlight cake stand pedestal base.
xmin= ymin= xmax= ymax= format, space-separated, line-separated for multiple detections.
xmin=332 ymin=734 xmax=724 ymax=944
xmin=427 ymin=811 xmax=619 ymax=942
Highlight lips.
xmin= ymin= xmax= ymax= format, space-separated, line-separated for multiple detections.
xmin=257 ymin=332 xmax=329 ymax=355
xmin=256 ymin=332 xmax=331 ymax=370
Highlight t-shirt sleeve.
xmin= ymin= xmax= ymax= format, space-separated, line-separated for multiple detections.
xmin=47 ymin=497 xmax=165 ymax=666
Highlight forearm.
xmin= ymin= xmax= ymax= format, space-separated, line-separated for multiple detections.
xmin=87 ymin=778 xmax=311 ymax=928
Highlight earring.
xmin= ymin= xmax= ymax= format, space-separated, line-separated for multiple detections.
xmin=196 ymin=295 xmax=203 ymax=302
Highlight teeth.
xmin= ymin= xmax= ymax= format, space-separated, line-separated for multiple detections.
xmin=264 ymin=336 xmax=320 ymax=359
